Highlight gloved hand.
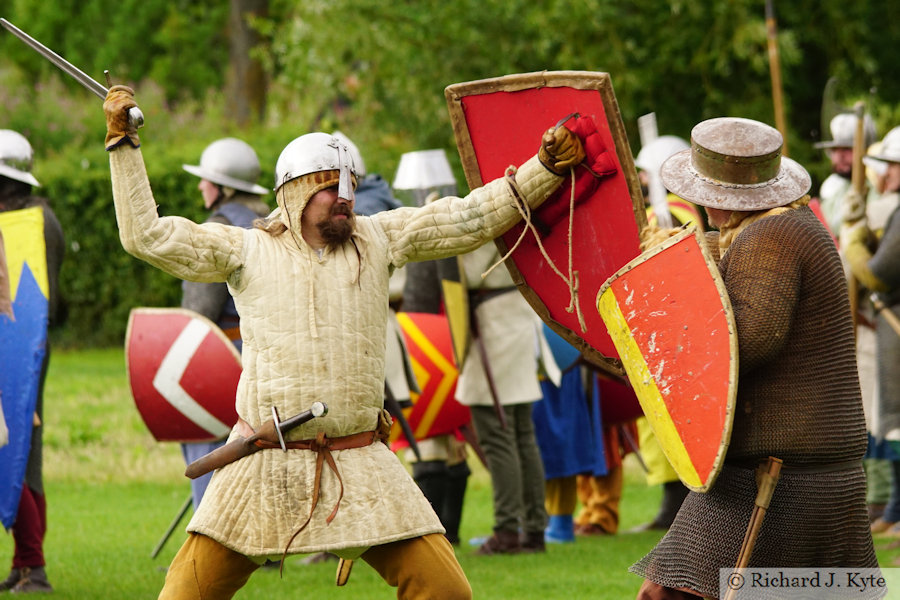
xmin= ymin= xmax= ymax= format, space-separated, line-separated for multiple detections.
xmin=841 ymin=218 xmax=888 ymax=292
xmin=841 ymin=187 xmax=866 ymax=224
xmin=840 ymin=217 xmax=870 ymax=250
xmin=539 ymin=125 xmax=585 ymax=175
xmin=103 ymin=85 xmax=140 ymax=151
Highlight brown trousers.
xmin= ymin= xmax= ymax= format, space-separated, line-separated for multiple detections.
xmin=158 ymin=533 xmax=472 ymax=600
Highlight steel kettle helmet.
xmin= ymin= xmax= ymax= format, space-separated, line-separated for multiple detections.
xmin=868 ymin=127 xmax=900 ymax=164
xmin=815 ymin=113 xmax=877 ymax=150
xmin=183 ymin=138 xmax=269 ymax=195
xmin=0 ymin=130 xmax=40 ymax=187
xmin=274 ymin=132 xmax=357 ymax=202
xmin=635 ymin=135 xmax=690 ymax=176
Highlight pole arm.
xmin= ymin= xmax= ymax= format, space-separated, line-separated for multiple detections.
xmin=765 ymin=0 xmax=788 ymax=156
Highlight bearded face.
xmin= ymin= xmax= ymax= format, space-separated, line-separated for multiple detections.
xmin=317 ymin=201 xmax=356 ymax=247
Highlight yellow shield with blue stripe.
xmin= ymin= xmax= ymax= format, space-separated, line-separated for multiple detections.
xmin=597 ymin=227 xmax=736 ymax=492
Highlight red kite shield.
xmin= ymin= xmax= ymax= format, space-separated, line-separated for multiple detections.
xmin=445 ymin=71 xmax=646 ymax=376
xmin=389 ymin=312 xmax=470 ymax=450
xmin=126 ymin=308 xmax=241 ymax=442
xmin=597 ymin=227 xmax=737 ymax=492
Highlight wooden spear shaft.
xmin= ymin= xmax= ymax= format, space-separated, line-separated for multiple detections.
xmin=765 ymin=0 xmax=789 ymax=156
xmin=722 ymin=456 xmax=783 ymax=600
xmin=848 ymin=101 xmax=868 ymax=333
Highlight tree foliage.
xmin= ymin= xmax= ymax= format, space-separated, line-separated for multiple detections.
xmin=2 ymin=0 xmax=900 ymax=346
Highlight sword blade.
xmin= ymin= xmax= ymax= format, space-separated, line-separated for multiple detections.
xmin=0 ymin=18 xmax=108 ymax=99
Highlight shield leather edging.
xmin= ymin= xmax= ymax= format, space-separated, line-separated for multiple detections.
xmin=445 ymin=71 xmax=646 ymax=377
xmin=596 ymin=226 xmax=737 ymax=492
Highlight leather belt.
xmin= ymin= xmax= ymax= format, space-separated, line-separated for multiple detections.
xmin=274 ymin=420 xmax=390 ymax=568
xmin=254 ymin=429 xmax=381 ymax=451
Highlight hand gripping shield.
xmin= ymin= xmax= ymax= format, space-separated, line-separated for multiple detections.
xmin=597 ymin=227 xmax=737 ymax=492
xmin=125 ymin=308 xmax=241 ymax=442
xmin=445 ymin=71 xmax=646 ymax=376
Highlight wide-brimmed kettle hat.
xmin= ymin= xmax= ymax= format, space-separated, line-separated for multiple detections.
xmin=660 ymin=117 xmax=811 ymax=211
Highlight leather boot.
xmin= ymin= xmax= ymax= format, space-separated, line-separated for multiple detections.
xmin=476 ymin=529 xmax=520 ymax=555
xmin=0 ymin=568 xmax=23 ymax=592
xmin=10 ymin=566 xmax=52 ymax=594
xmin=520 ymin=531 xmax=546 ymax=553
xmin=441 ymin=462 xmax=470 ymax=545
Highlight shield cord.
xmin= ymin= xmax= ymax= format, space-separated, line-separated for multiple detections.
xmin=482 ymin=166 xmax=587 ymax=332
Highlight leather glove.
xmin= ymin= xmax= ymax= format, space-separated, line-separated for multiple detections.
xmin=841 ymin=187 xmax=866 ymax=224
xmin=103 ymin=85 xmax=140 ymax=150
xmin=841 ymin=218 xmax=889 ymax=292
xmin=840 ymin=217 xmax=869 ymax=249
xmin=538 ymin=125 xmax=585 ymax=175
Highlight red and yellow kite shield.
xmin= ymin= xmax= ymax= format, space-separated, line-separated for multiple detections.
xmin=126 ymin=307 xmax=241 ymax=443
xmin=389 ymin=312 xmax=469 ymax=449
xmin=597 ymin=227 xmax=737 ymax=492
xmin=445 ymin=71 xmax=646 ymax=377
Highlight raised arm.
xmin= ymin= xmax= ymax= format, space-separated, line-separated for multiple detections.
xmin=104 ymin=87 xmax=243 ymax=283
xmin=376 ymin=125 xmax=584 ymax=266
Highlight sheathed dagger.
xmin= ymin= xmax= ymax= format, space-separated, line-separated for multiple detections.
xmin=0 ymin=17 xmax=143 ymax=130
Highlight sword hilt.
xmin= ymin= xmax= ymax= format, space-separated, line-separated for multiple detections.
xmin=127 ymin=107 xmax=145 ymax=131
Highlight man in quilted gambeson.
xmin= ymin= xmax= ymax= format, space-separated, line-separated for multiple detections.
xmin=103 ymin=85 xmax=584 ymax=600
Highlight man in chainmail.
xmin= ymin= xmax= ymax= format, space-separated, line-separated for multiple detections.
xmin=103 ymin=85 xmax=584 ymax=599
xmin=630 ymin=118 xmax=878 ymax=599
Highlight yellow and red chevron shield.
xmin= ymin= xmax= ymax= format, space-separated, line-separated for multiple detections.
xmin=389 ymin=312 xmax=469 ymax=448
xmin=597 ymin=227 xmax=737 ymax=492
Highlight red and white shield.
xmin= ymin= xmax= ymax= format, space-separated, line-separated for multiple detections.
xmin=125 ymin=308 xmax=241 ymax=442
xmin=445 ymin=71 xmax=646 ymax=377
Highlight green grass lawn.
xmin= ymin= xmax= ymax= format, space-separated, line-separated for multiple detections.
xmin=2 ymin=348 xmax=898 ymax=599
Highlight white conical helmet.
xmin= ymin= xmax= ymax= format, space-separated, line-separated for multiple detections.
xmin=634 ymin=135 xmax=689 ymax=175
xmin=274 ymin=132 xmax=358 ymax=201
xmin=815 ymin=113 xmax=877 ymax=149
xmin=183 ymin=137 xmax=269 ymax=195
xmin=0 ymin=130 xmax=40 ymax=187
